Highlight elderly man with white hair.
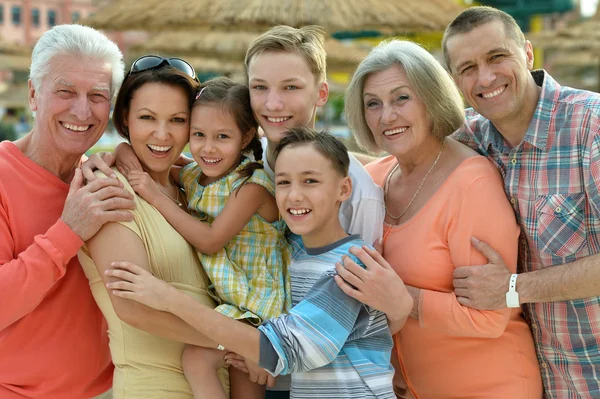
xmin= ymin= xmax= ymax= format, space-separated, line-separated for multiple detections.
xmin=0 ymin=25 xmax=135 ymax=399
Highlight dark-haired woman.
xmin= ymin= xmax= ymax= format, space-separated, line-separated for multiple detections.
xmin=127 ymin=76 xmax=290 ymax=399
xmin=78 ymin=56 xmax=228 ymax=399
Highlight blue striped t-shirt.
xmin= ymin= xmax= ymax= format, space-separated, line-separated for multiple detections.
xmin=258 ymin=234 xmax=395 ymax=398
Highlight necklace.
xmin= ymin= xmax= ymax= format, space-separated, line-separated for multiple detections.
xmin=384 ymin=138 xmax=446 ymax=221
xmin=159 ymin=183 xmax=185 ymax=208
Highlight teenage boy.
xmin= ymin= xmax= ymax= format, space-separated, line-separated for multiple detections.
xmin=244 ymin=25 xmax=384 ymax=248
xmin=104 ymin=128 xmax=405 ymax=399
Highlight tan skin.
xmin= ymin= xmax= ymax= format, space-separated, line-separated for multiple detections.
xmin=85 ymin=82 xmax=220 ymax=348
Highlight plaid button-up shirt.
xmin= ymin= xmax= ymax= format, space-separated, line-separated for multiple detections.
xmin=453 ymin=70 xmax=600 ymax=399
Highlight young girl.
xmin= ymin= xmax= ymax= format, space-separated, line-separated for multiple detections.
xmin=128 ymin=77 xmax=289 ymax=399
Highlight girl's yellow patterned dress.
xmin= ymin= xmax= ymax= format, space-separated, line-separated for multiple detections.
xmin=181 ymin=158 xmax=290 ymax=325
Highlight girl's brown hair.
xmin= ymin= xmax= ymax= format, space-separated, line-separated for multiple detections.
xmin=193 ymin=77 xmax=263 ymax=193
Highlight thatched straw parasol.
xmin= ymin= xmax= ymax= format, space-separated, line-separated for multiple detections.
xmin=528 ymin=11 xmax=600 ymax=92
xmin=549 ymin=51 xmax=600 ymax=68
xmin=185 ymin=56 xmax=244 ymax=75
xmin=0 ymin=37 xmax=31 ymax=56
xmin=84 ymin=0 xmax=463 ymax=34
xmin=0 ymin=37 xmax=31 ymax=71
xmin=0 ymin=54 xmax=31 ymax=70
xmin=132 ymin=31 xmax=369 ymax=72
xmin=528 ymin=12 xmax=600 ymax=51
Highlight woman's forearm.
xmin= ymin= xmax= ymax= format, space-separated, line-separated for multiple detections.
xmin=119 ymin=297 xmax=218 ymax=347
xmin=167 ymin=288 xmax=261 ymax=363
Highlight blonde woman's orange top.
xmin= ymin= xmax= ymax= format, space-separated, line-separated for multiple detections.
xmin=367 ymin=155 xmax=542 ymax=399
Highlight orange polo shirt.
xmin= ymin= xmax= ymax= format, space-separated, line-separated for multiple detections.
xmin=0 ymin=141 xmax=113 ymax=398
xmin=368 ymin=155 xmax=542 ymax=399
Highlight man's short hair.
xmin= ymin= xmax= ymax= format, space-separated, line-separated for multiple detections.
xmin=30 ymin=24 xmax=124 ymax=98
xmin=244 ymin=25 xmax=327 ymax=83
xmin=442 ymin=6 xmax=526 ymax=71
xmin=345 ymin=40 xmax=465 ymax=154
xmin=273 ymin=127 xmax=349 ymax=177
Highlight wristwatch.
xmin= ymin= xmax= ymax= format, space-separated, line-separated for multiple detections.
xmin=505 ymin=273 xmax=520 ymax=308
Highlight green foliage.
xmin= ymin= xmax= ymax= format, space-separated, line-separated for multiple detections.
xmin=0 ymin=122 xmax=17 ymax=142
xmin=329 ymin=94 xmax=345 ymax=121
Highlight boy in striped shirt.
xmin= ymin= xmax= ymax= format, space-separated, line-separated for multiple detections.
xmin=259 ymin=127 xmax=395 ymax=398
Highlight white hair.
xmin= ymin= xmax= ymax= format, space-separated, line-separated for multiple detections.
xmin=29 ymin=24 xmax=125 ymax=98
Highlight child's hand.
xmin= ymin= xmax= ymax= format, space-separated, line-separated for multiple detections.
xmin=224 ymin=353 xmax=276 ymax=387
xmin=81 ymin=152 xmax=117 ymax=182
xmin=127 ymin=171 xmax=162 ymax=205
xmin=105 ymin=261 xmax=175 ymax=312
xmin=114 ymin=142 xmax=143 ymax=176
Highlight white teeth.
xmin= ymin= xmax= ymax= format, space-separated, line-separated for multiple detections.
xmin=62 ymin=123 xmax=90 ymax=132
xmin=202 ymin=157 xmax=222 ymax=164
xmin=148 ymin=144 xmax=172 ymax=152
xmin=289 ymin=208 xmax=311 ymax=215
xmin=384 ymin=127 xmax=408 ymax=136
xmin=482 ymin=86 xmax=505 ymax=99
xmin=267 ymin=116 xmax=291 ymax=123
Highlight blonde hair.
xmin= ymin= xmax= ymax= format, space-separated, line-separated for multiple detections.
xmin=244 ymin=25 xmax=327 ymax=83
xmin=345 ymin=40 xmax=465 ymax=154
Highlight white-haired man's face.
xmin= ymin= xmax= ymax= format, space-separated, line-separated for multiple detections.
xmin=28 ymin=53 xmax=112 ymax=159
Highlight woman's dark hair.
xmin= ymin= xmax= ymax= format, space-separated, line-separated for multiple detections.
xmin=194 ymin=77 xmax=262 ymax=193
xmin=113 ymin=63 xmax=200 ymax=141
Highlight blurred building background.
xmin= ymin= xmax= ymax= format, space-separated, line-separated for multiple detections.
xmin=0 ymin=0 xmax=597 ymax=151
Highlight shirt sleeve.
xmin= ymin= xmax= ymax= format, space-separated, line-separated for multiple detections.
xmin=418 ymin=172 xmax=517 ymax=338
xmin=0 ymin=202 xmax=83 ymax=331
xmin=344 ymin=155 xmax=384 ymax=246
xmin=258 ymin=267 xmax=374 ymax=376
xmin=345 ymin=198 xmax=384 ymax=246
xmin=583 ymin=116 xmax=600 ymax=218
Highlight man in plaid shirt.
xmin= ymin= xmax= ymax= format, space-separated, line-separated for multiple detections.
xmin=444 ymin=6 xmax=600 ymax=399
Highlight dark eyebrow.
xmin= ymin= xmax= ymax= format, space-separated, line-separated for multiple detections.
xmin=190 ymin=126 xmax=233 ymax=133
xmin=137 ymin=108 xmax=156 ymax=114
xmin=455 ymin=47 xmax=509 ymax=72
xmin=250 ymin=77 xmax=303 ymax=84
xmin=275 ymin=170 xmax=323 ymax=178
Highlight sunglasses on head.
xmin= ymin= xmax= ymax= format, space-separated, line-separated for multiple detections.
xmin=129 ymin=55 xmax=198 ymax=81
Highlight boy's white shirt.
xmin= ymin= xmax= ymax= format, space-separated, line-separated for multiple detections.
xmin=260 ymin=136 xmax=384 ymax=246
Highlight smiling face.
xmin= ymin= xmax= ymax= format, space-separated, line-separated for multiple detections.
xmin=274 ymin=143 xmax=351 ymax=248
xmin=126 ymin=82 xmax=190 ymax=176
xmin=363 ymin=65 xmax=433 ymax=159
xmin=29 ymin=54 xmax=112 ymax=159
xmin=247 ymin=51 xmax=328 ymax=144
xmin=188 ymin=103 xmax=252 ymax=185
xmin=446 ymin=20 xmax=535 ymax=125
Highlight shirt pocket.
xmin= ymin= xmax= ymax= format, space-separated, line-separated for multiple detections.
xmin=535 ymin=193 xmax=587 ymax=257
